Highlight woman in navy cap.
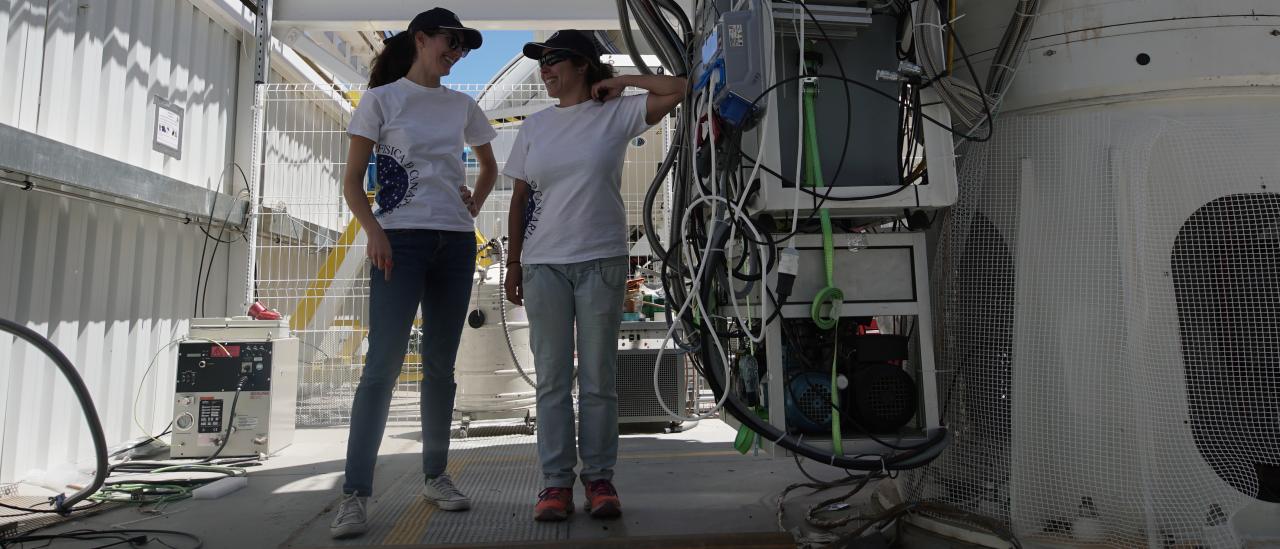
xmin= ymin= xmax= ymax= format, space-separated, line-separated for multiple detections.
xmin=331 ymin=7 xmax=496 ymax=539
xmin=503 ymin=29 xmax=687 ymax=522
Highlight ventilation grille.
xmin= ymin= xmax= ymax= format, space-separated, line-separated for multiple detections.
xmin=616 ymin=350 xmax=686 ymax=420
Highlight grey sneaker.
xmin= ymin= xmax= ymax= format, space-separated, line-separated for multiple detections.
xmin=423 ymin=474 xmax=471 ymax=511
xmin=329 ymin=493 xmax=368 ymax=539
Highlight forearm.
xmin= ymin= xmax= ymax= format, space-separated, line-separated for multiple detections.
xmin=343 ymin=137 xmax=382 ymax=235
xmin=506 ymin=185 xmax=528 ymax=262
xmin=343 ymin=178 xmax=382 ymax=235
xmin=473 ymin=165 xmax=497 ymax=210
xmin=617 ymin=74 xmax=687 ymax=97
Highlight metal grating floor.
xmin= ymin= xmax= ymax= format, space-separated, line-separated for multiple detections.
xmin=361 ymin=430 xmax=567 ymax=545
xmin=28 ymin=420 xmax=871 ymax=548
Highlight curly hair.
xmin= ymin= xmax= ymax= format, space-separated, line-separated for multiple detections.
xmin=571 ymin=54 xmax=617 ymax=89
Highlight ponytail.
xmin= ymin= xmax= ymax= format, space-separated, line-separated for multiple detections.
xmin=368 ymin=32 xmax=417 ymax=88
xmin=573 ymin=55 xmax=617 ymax=89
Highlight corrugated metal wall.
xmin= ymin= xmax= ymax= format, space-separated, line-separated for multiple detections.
xmin=0 ymin=0 xmax=244 ymax=484
xmin=1 ymin=0 xmax=240 ymax=191
xmin=0 ymin=184 xmax=239 ymax=482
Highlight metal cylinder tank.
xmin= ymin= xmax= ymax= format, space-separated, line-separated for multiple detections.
xmin=905 ymin=1 xmax=1280 ymax=547
xmin=454 ymin=264 xmax=536 ymax=416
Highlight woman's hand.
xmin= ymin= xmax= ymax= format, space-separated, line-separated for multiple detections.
xmin=504 ymin=263 xmax=523 ymax=305
xmin=591 ymin=77 xmax=627 ymax=103
xmin=367 ymin=228 xmax=393 ymax=281
xmin=460 ymin=185 xmax=480 ymax=217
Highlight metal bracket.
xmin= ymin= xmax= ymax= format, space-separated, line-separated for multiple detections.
xmin=254 ymin=0 xmax=273 ymax=84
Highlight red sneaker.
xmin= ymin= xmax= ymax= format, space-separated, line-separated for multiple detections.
xmin=584 ymin=479 xmax=621 ymax=518
xmin=534 ymin=487 xmax=573 ymax=522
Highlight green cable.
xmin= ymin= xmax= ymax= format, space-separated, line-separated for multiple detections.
xmin=802 ymin=83 xmax=844 ymax=331
xmin=802 ymin=76 xmax=844 ymax=457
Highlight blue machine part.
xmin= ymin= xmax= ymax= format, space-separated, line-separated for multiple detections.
xmin=786 ymin=371 xmax=833 ymax=434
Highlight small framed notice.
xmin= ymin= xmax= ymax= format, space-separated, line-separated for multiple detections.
xmin=153 ymin=96 xmax=184 ymax=159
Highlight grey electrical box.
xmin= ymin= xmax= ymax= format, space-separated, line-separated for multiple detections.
xmin=698 ymin=1 xmax=767 ymax=126
xmin=171 ymin=318 xmax=298 ymax=458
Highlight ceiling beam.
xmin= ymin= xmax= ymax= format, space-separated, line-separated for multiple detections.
xmin=274 ymin=0 xmax=691 ymax=31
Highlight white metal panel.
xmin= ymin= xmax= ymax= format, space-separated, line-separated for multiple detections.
xmin=2 ymin=0 xmax=241 ymax=192
xmin=0 ymin=0 xmax=46 ymax=131
xmin=0 ymin=184 xmax=239 ymax=484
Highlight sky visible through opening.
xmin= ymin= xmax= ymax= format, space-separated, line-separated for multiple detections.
xmin=443 ymin=30 xmax=535 ymax=85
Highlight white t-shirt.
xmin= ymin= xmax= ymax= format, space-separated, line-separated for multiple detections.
xmin=503 ymin=94 xmax=652 ymax=264
xmin=347 ymin=78 xmax=497 ymax=231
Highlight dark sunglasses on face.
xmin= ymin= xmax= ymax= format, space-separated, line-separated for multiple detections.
xmin=437 ymin=31 xmax=470 ymax=57
xmin=539 ymin=50 xmax=577 ymax=68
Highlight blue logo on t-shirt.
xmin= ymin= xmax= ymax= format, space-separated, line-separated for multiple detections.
xmin=373 ymin=144 xmax=419 ymax=216
xmin=523 ymin=180 xmax=543 ymax=239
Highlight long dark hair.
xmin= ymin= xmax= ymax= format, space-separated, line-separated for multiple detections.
xmin=369 ymin=31 xmax=420 ymax=88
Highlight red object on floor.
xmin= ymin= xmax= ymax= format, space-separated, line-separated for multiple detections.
xmin=248 ymin=301 xmax=282 ymax=321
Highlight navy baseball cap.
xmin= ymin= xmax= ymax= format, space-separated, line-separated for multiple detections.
xmin=409 ymin=7 xmax=482 ymax=50
xmin=522 ymin=29 xmax=599 ymax=61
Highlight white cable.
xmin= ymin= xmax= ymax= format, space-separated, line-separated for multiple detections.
xmin=133 ymin=336 xmax=231 ymax=440
xmin=654 ymin=194 xmax=769 ymax=421
xmin=790 ymin=1 xmax=805 ymax=235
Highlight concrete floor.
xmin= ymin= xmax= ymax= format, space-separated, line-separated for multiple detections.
xmin=23 ymin=419 xmax=880 ymax=548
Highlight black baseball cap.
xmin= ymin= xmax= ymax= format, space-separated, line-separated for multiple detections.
xmin=522 ymin=29 xmax=599 ymax=61
xmin=408 ymin=7 xmax=482 ymax=50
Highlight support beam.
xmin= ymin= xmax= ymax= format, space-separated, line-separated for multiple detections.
xmin=274 ymin=0 xmax=691 ymax=31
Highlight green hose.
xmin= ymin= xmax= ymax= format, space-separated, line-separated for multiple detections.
xmin=801 ymin=78 xmax=844 ymax=456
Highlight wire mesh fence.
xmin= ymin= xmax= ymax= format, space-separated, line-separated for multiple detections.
xmin=251 ymin=82 xmax=672 ymax=426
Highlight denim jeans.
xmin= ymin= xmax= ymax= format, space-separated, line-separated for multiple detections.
xmin=342 ymin=229 xmax=476 ymax=497
xmin=522 ymin=256 xmax=628 ymax=488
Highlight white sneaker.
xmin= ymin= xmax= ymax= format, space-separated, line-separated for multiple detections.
xmin=329 ymin=493 xmax=368 ymax=539
xmin=423 ymin=474 xmax=471 ymax=511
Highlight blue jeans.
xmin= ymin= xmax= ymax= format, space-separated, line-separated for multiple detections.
xmin=522 ymin=256 xmax=628 ymax=488
xmin=343 ymin=229 xmax=475 ymax=497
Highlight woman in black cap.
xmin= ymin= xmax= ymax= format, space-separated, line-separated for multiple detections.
xmin=502 ymin=29 xmax=687 ymax=522
xmin=330 ymin=8 xmax=495 ymax=540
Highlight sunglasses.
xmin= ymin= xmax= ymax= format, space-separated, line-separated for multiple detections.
xmin=539 ymin=50 xmax=578 ymax=68
xmin=435 ymin=31 xmax=470 ymax=57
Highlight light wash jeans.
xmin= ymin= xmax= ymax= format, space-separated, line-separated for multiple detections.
xmin=342 ymin=229 xmax=476 ymax=497
xmin=522 ymin=256 xmax=628 ymax=488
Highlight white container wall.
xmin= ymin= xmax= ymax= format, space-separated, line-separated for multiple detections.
xmin=0 ymin=0 xmax=344 ymax=485
xmin=1 ymin=0 xmax=240 ymax=192
xmin=0 ymin=184 xmax=241 ymax=483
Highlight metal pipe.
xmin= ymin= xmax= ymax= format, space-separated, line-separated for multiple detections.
xmin=0 ymin=176 xmax=245 ymax=230
xmin=616 ymin=0 xmax=656 ymax=75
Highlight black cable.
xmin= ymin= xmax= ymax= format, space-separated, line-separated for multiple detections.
xmin=747 ymin=73 xmax=986 ymax=145
xmin=777 ymin=0 xmax=854 ymax=189
xmin=199 ymin=376 xmax=248 ymax=463
xmin=0 ymin=501 xmax=103 ymax=516
xmin=739 ymin=150 xmax=916 ymax=203
xmin=201 ymin=188 xmax=252 ymax=317
xmin=0 ymin=529 xmax=202 ymax=549
xmin=0 ymin=318 xmax=108 ymax=515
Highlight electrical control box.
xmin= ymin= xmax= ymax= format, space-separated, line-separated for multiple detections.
xmin=697 ymin=1 xmax=767 ymax=126
xmin=170 ymin=318 xmax=298 ymax=458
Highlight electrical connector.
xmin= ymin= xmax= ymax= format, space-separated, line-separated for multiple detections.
xmin=777 ymin=246 xmax=800 ymax=301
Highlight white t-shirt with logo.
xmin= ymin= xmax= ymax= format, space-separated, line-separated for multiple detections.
xmin=347 ymin=78 xmax=497 ymax=231
xmin=503 ymin=94 xmax=651 ymax=264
